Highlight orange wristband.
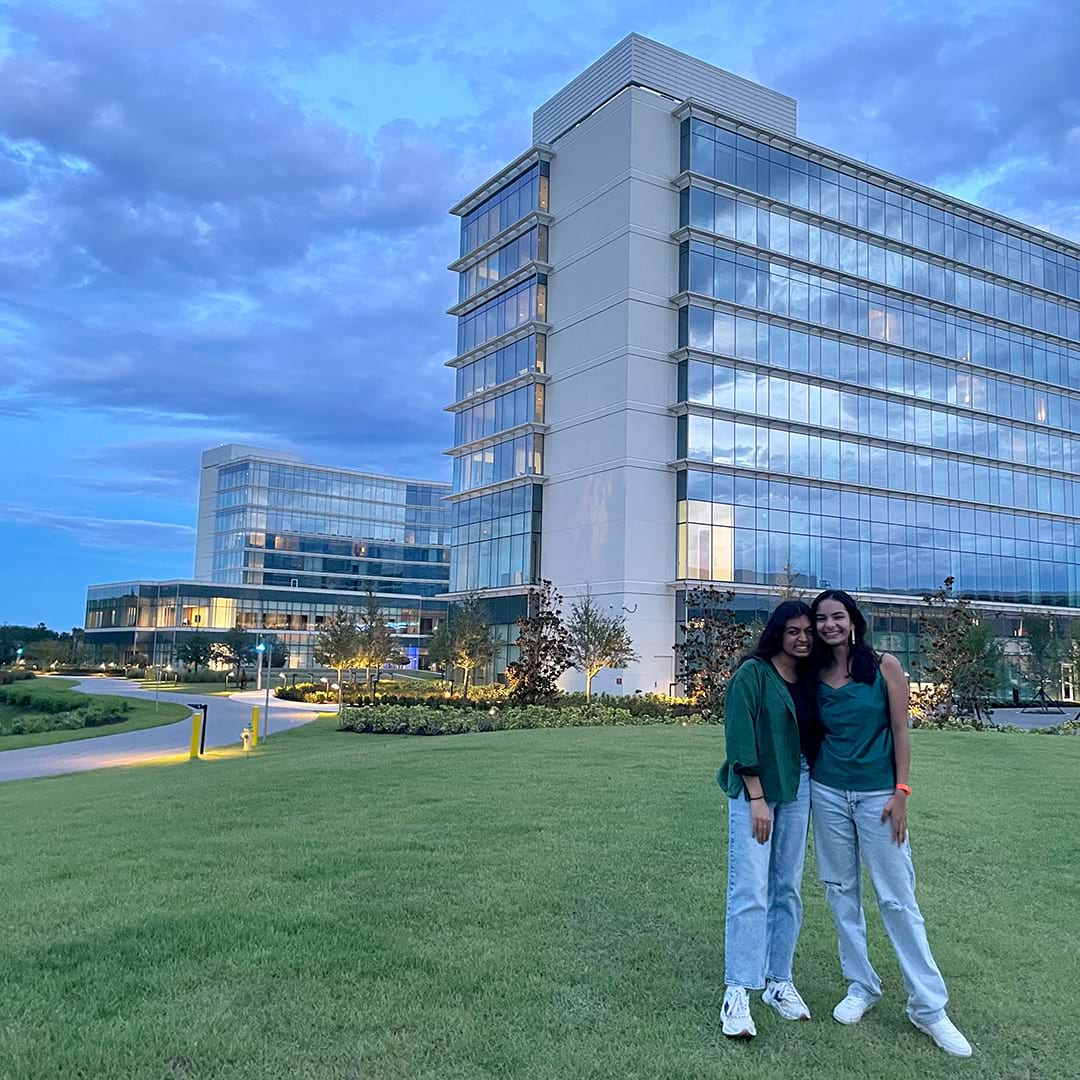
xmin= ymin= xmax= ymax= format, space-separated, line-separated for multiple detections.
xmin=895 ymin=783 xmax=912 ymax=796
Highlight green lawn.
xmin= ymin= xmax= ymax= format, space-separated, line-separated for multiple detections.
xmin=1 ymin=723 xmax=1077 ymax=1080
xmin=0 ymin=679 xmax=190 ymax=751
xmin=140 ymin=680 xmax=241 ymax=696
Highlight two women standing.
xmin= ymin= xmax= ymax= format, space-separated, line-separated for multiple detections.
xmin=718 ymin=590 xmax=972 ymax=1057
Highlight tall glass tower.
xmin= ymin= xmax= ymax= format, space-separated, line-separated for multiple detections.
xmin=448 ymin=34 xmax=1080 ymax=694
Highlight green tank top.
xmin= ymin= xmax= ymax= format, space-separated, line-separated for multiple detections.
xmin=811 ymin=668 xmax=895 ymax=792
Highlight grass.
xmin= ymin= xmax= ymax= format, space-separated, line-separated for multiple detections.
xmin=0 ymin=678 xmax=190 ymax=751
xmin=140 ymin=680 xmax=241 ymax=696
xmin=1 ymin=723 xmax=1077 ymax=1080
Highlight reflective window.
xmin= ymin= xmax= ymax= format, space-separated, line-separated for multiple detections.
xmin=460 ymin=162 xmax=550 ymax=257
xmin=459 ymin=226 xmax=547 ymax=301
xmin=681 ymin=186 xmax=1080 ymax=343
xmin=676 ymin=468 xmax=1078 ymax=607
xmin=683 ymin=117 xmax=1080 ymax=303
xmin=457 ymin=276 xmax=546 ymax=354
xmin=449 ymin=483 xmax=543 ymax=591
xmin=455 ymin=335 xmax=545 ymax=402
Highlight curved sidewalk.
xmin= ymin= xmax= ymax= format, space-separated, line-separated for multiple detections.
xmin=0 ymin=677 xmax=326 ymax=783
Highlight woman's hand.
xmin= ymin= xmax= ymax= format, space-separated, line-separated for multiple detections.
xmin=750 ymin=799 xmax=773 ymax=844
xmin=881 ymin=792 xmax=908 ymax=845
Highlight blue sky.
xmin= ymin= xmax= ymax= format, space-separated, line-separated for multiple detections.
xmin=1 ymin=0 xmax=1078 ymax=628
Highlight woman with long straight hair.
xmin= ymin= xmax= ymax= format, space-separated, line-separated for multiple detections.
xmin=717 ymin=600 xmax=821 ymax=1039
xmin=809 ymin=589 xmax=972 ymax=1057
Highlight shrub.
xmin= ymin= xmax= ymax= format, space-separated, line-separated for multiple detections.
xmin=0 ymin=669 xmax=35 ymax=685
xmin=0 ymin=699 xmax=130 ymax=736
xmin=337 ymin=703 xmax=710 ymax=737
xmin=555 ymin=692 xmax=700 ymax=719
xmin=81 ymin=701 xmax=132 ymax=727
xmin=0 ymin=686 xmax=84 ymax=713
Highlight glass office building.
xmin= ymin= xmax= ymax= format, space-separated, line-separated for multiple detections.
xmin=195 ymin=445 xmax=449 ymax=596
xmin=85 ymin=446 xmax=451 ymax=668
xmin=84 ymin=580 xmax=446 ymax=670
xmin=445 ymin=157 xmax=550 ymax=668
xmin=448 ymin=34 xmax=1080 ymax=693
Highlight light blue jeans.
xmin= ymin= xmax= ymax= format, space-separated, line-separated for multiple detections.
xmin=724 ymin=757 xmax=811 ymax=988
xmin=810 ymin=780 xmax=949 ymax=1023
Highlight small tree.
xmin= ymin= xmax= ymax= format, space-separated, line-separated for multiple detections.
xmin=1020 ymin=616 xmax=1064 ymax=709
xmin=911 ymin=578 xmax=1002 ymax=728
xmin=452 ymin=593 xmax=495 ymax=700
xmin=312 ymin=609 xmax=361 ymax=707
xmin=175 ymin=631 xmax=214 ymax=676
xmin=211 ymin=628 xmax=256 ymax=680
xmin=774 ymin=562 xmax=807 ymax=601
xmin=673 ymin=587 xmax=758 ymax=718
xmin=427 ymin=616 xmax=456 ymax=687
xmin=506 ymin=580 xmax=572 ymax=704
xmin=354 ymin=591 xmax=404 ymax=697
xmin=566 ymin=587 xmax=638 ymax=702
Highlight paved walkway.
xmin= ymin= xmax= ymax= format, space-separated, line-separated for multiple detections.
xmin=987 ymin=706 xmax=1080 ymax=729
xmin=0 ymin=677 xmax=327 ymax=783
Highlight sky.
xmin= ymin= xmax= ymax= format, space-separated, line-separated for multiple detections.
xmin=1 ymin=0 xmax=1078 ymax=629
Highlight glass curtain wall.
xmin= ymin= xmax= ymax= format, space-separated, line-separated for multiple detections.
xmin=675 ymin=112 xmax=1080 ymax=610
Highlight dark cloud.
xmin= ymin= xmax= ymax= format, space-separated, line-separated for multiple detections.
xmin=753 ymin=0 xmax=1080 ymax=240
xmin=0 ymin=0 xmax=1077 ymax=538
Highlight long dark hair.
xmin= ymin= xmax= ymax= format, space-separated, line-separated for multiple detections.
xmin=740 ymin=600 xmax=813 ymax=672
xmin=810 ymin=589 xmax=879 ymax=684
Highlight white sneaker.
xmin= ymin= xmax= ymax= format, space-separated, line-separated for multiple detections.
xmin=721 ymin=986 xmax=756 ymax=1038
xmin=762 ymin=980 xmax=811 ymax=1020
xmin=910 ymin=1014 xmax=973 ymax=1057
xmin=832 ymin=993 xmax=877 ymax=1025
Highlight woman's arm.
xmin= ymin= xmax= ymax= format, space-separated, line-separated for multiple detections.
xmin=724 ymin=665 xmax=773 ymax=844
xmin=879 ymin=652 xmax=910 ymax=844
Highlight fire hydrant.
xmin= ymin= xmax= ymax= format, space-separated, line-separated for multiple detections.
xmin=241 ymin=726 xmax=253 ymax=752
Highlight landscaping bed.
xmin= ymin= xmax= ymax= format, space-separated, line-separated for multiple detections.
xmin=0 ymin=679 xmax=190 ymax=751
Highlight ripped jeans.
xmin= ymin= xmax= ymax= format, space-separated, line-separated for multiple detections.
xmin=810 ymin=781 xmax=949 ymax=1023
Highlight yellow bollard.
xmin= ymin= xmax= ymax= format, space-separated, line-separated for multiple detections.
xmin=189 ymin=709 xmax=203 ymax=760
xmin=251 ymin=706 xmax=260 ymax=748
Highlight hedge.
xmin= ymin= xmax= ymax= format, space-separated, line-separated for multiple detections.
xmin=0 ymin=699 xmax=132 ymax=737
xmin=337 ymin=703 xmax=713 ymax=737
xmin=0 ymin=686 xmax=85 ymax=713
xmin=0 ymin=669 xmax=35 ymax=685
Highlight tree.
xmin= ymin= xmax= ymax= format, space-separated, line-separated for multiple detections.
xmin=312 ymin=609 xmax=361 ymax=707
xmin=1020 ymin=616 xmax=1064 ymax=708
xmin=211 ymin=628 xmax=257 ymax=679
xmin=451 ymin=593 xmax=495 ymax=699
xmin=773 ymin=562 xmax=808 ymax=601
xmin=673 ymin=587 xmax=758 ymax=718
xmin=506 ymin=581 xmax=572 ymax=704
xmin=427 ymin=616 xmax=456 ymax=685
xmin=175 ymin=631 xmax=213 ymax=676
xmin=354 ymin=592 xmax=404 ymax=697
xmin=910 ymin=578 xmax=1003 ymax=728
xmin=565 ymin=587 xmax=638 ymax=702
xmin=0 ymin=623 xmax=59 ymax=665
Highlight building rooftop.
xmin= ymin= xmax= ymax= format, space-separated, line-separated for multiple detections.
xmin=532 ymin=33 xmax=796 ymax=145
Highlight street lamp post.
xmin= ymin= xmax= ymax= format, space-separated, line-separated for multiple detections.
xmin=256 ymin=642 xmax=270 ymax=736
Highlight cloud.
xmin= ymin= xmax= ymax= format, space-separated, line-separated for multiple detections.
xmin=750 ymin=0 xmax=1080 ymax=239
xmin=0 ymin=0 xmax=1077 ymax=534
xmin=2 ymin=503 xmax=196 ymax=550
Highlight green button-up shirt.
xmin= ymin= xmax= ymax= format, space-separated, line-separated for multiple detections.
xmin=717 ymin=658 xmax=803 ymax=804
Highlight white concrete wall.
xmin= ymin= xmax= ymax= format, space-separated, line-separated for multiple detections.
xmin=543 ymin=86 xmax=681 ymax=694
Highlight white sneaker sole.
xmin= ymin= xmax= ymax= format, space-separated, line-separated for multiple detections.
xmin=763 ymin=997 xmax=811 ymax=1021
xmin=722 ymin=1024 xmax=755 ymax=1039
xmin=833 ymin=1002 xmax=875 ymax=1026
xmin=910 ymin=1019 xmax=973 ymax=1057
